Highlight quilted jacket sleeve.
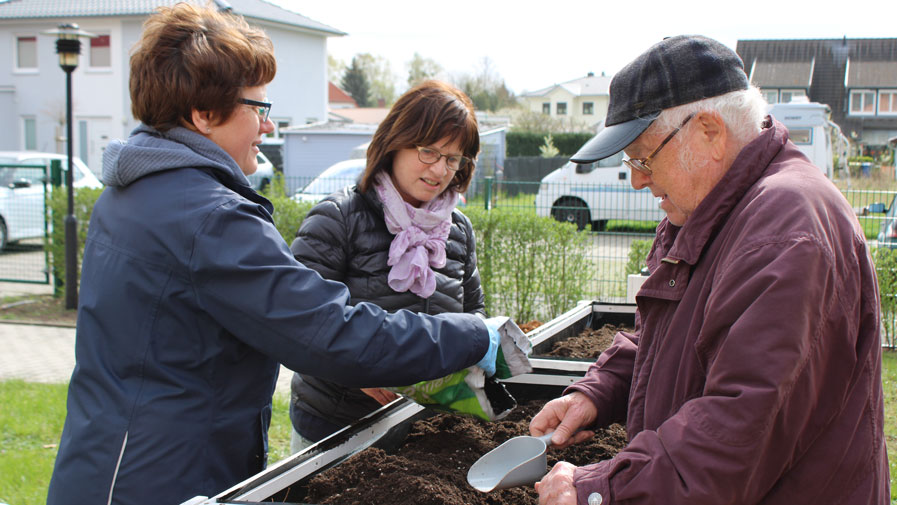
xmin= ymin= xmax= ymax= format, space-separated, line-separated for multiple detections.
xmin=289 ymin=194 xmax=348 ymax=282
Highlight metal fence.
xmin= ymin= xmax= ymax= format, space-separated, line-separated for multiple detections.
xmin=474 ymin=178 xmax=897 ymax=305
xmin=0 ymin=164 xmax=51 ymax=285
xmin=5 ymin=168 xmax=897 ymax=310
xmin=249 ymin=174 xmax=897 ymax=307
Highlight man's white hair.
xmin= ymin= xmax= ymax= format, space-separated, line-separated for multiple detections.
xmin=647 ymin=86 xmax=768 ymax=170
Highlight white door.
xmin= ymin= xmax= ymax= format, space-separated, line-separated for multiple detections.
xmin=81 ymin=118 xmax=113 ymax=178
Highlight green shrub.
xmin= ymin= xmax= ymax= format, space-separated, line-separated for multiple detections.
xmin=46 ymin=186 xmax=104 ymax=297
xmin=260 ymin=174 xmax=315 ymax=244
xmin=506 ymin=132 xmax=594 ymax=157
xmin=873 ymin=247 xmax=897 ymax=348
xmin=625 ymin=239 xmax=653 ymax=276
xmin=466 ymin=206 xmax=591 ymax=323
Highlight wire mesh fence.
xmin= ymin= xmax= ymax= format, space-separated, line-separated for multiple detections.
xmin=4 ymin=165 xmax=897 ymax=324
xmin=0 ymin=164 xmax=50 ymax=284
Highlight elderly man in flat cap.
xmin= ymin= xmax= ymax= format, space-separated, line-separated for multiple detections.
xmin=529 ymin=35 xmax=889 ymax=505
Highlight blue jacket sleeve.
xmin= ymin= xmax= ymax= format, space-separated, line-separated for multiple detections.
xmin=190 ymin=197 xmax=490 ymax=387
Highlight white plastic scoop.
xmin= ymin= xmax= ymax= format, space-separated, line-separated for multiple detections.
xmin=467 ymin=432 xmax=556 ymax=492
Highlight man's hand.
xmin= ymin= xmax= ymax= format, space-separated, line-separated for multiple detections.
xmin=529 ymin=392 xmax=598 ymax=448
xmin=535 ymin=461 xmax=578 ymax=505
xmin=361 ymin=388 xmax=398 ymax=406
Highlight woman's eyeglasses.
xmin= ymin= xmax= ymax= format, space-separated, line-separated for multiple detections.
xmin=239 ymin=98 xmax=272 ymax=123
xmin=416 ymin=146 xmax=471 ymax=172
xmin=623 ymin=114 xmax=694 ymax=175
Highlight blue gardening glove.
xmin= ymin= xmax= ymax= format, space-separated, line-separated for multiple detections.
xmin=475 ymin=320 xmax=501 ymax=377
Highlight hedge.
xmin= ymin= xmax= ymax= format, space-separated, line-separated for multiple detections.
xmin=506 ymin=132 xmax=594 ymax=157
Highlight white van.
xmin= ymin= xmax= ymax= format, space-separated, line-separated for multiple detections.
xmin=767 ymin=99 xmax=849 ymax=179
xmin=534 ymin=151 xmax=663 ymax=231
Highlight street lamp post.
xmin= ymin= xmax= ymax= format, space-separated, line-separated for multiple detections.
xmin=44 ymin=23 xmax=95 ymax=310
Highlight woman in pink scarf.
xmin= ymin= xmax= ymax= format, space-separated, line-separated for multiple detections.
xmin=288 ymin=80 xmax=485 ymax=452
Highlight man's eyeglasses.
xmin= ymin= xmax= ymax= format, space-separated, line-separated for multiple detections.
xmin=239 ymin=98 xmax=272 ymax=123
xmin=623 ymin=114 xmax=694 ymax=175
xmin=416 ymin=146 xmax=471 ymax=172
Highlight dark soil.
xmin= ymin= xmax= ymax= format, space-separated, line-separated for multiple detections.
xmin=303 ymin=324 xmax=632 ymax=505
xmin=540 ymin=324 xmax=625 ymax=360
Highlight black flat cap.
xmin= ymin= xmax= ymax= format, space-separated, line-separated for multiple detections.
xmin=572 ymin=35 xmax=749 ymax=163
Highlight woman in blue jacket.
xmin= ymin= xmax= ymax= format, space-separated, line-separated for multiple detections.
xmin=46 ymin=5 xmax=497 ymax=505
xmin=289 ymin=81 xmax=486 ymax=451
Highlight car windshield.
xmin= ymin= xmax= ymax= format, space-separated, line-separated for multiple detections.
xmin=0 ymin=156 xmax=88 ymax=185
xmin=0 ymin=157 xmax=47 ymax=186
xmin=301 ymin=162 xmax=365 ymax=194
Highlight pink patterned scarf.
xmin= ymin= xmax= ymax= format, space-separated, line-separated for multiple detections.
xmin=374 ymin=171 xmax=458 ymax=298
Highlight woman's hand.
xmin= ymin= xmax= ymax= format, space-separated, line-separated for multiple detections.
xmin=361 ymin=388 xmax=399 ymax=406
xmin=536 ymin=461 xmax=578 ymax=505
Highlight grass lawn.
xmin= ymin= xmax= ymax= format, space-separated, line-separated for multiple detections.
xmin=884 ymin=351 xmax=897 ymax=499
xmin=2 ymin=355 xmax=895 ymax=503
xmin=0 ymin=383 xmax=292 ymax=505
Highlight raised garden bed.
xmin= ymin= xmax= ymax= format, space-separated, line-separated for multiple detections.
xmin=202 ymin=302 xmax=636 ymax=505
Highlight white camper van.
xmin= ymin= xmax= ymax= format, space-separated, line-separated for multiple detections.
xmin=534 ymin=151 xmax=664 ymax=231
xmin=767 ymin=99 xmax=849 ymax=179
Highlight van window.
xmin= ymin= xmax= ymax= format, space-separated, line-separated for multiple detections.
xmin=574 ymin=162 xmax=595 ymax=174
xmin=598 ymin=151 xmax=625 ymax=167
xmin=789 ymin=128 xmax=812 ymax=145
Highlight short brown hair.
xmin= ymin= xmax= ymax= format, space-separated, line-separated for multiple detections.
xmin=360 ymin=80 xmax=479 ymax=194
xmin=129 ymin=3 xmax=276 ymax=131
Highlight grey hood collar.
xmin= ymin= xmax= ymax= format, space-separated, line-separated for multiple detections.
xmin=102 ymin=124 xmax=251 ymax=188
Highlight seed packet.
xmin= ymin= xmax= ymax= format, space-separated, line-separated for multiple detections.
xmin=388 ymin=317 xmax=532 ymax=421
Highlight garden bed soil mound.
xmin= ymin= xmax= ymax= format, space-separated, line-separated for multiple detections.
xmin=303 ymin=323 xmax=632 ymax=505
xmin=541 ymin=323 xmax=630 ymax=359
xmin=304 ymin=401 xmax=627 ymax=505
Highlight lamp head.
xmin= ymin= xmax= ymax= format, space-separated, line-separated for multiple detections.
xmin=43 ymin=23 xmax=96 ymax=71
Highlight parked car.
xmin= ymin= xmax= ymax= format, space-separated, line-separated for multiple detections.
xmin=247 ymin=151 xmax=275 ymax=191
xmin=0 ymin=151 xmax=103 ymax=249
xmin=293 ymin=158 xmax=366 ymax=203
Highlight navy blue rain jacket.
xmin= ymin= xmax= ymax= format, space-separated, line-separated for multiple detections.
xmin=46 ymin=125 xmax=488 ymax=505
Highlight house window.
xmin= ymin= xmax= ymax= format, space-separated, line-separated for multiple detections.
xmin=23 ymin=117 xmax=37 ymax=150
xmin=89 ymin=35 xmax=111 ymax=68
xmin=850 ymin=90 xmax=876 ymax=115
xmin=583 ymin=102 xmax=594 ymax=115
xmin=879 ymin=90 xmax=897 ymax=115
xmin=761 ymin=89 xmax=778 ymax=104
xmin=16 ymin=36 xmax=37 ymax=70
xmin=779 ymin=89 xmax=806 ymax=103
xmin=542 ymin=102 xmax=550 ymax=115
xmin=557 ymin=102 xmax=567 ymax=115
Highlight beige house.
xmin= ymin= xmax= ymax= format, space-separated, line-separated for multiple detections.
xmin=519 ymin=72 xmax=613 ymax=130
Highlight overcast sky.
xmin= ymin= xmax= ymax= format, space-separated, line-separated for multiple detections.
xmin=271 ymin=0 xmax=895 ymax=95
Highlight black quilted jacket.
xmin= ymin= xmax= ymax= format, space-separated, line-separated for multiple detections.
xmin=289 ymin=185 xmax=485 ymax=438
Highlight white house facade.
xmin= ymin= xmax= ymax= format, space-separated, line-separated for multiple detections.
xmin=0 ymin=0 xmax=343 ymax=175
xmin=519 ymin=72 xmax=613 ymax=130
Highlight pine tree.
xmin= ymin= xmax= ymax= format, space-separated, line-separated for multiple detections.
xmin=341 ymin=57 xmax=370 ymax=107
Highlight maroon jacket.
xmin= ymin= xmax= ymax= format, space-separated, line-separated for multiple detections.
xmin=567 ymin=119 xmax=889 ymax=504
